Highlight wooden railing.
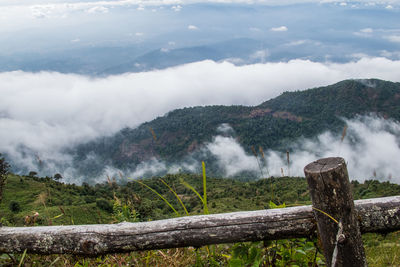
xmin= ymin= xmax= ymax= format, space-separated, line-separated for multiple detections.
xmin=0 ymin=158 xmax=399 ymax=265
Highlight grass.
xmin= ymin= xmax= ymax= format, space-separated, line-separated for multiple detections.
xmin=363 ymin=231 xmax=400 ymax=267
xmin=2 ymin=235 xmax=399 ymax=267
xmin=0 ymin=174 xmax=113 ymax=226
xmin=0 ymin=172 xmax=399 ymax=266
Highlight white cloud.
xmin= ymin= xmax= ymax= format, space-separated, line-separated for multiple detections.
xmin=285 ymin=40 xmax=307 ymax=46
xmin=216 ymin=123 xmax=235 ymax=134
xmin=380 ymin=50 xmax=400 ymax=59
xmin=171 ymin=5 xmax=182 ymax=11
xmin=360 ymin=28 xmax=373 ymax=33
xmin=1 ymin=57 xmax=400 ymax=180
xmin=204 ymin=115 xmax=400 ymax=183
xmin=188 ymin=25 xmax=198 ymax=30
xmin=270 ymin=26 xmax=288 ymax=32
xmin=2 ymin=0 xmax=400 ymax=9
xmin=128 ymin=158 xmax=167 ymax=178
xmin=86 ymin=6 xmax=109 ymax=14
xmin=70 ymin=38 xmax=80 ymax=43
xmin=385 ymin=35 xmax=400 ymax=43
xmin=249 ymin=50 xmax=269 ymax=62
xmin=31 ymin=5 xmax=54 ymax=19
xmin=206 ymin=136 xmax=259 ymax=177
xmin=290 ymin=115 xmax=400 ymax=183
xmin=349 ymin=53 xmax=370 ymax=59
xmin=354 ymin=28 xmax=374 ymax=37
xmin=386 ymin=4 xmax=393 ymax=9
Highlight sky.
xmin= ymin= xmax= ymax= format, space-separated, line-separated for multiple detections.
xmin=1 ymin=0 xmax=399 ymax=59
xmin=1 ymin=0 xmax=400 ymax=182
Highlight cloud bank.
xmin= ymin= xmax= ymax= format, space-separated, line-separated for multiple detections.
xmin=204 ymin=116 xmax=400 ymax=183
xmin=1 ymin=57 xmax=400 ymax=181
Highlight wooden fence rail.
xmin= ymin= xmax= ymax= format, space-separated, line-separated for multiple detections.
xmin=0 ymin=196 xmax=399 ymax=255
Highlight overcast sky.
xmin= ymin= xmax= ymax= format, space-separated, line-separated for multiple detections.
xmin=1 ymin=0 xmax=399 ymax=54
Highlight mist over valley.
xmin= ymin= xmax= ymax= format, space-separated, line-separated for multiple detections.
xmin=2 ymin=77 xmax=400 ymax=184
xmin=1 ymin=0 xmax=400 ymax=184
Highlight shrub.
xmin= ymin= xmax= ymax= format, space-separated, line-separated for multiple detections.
xmin=96 ymin=199 xmax=113 ymax=213
xmin=84 ymin=196 xmax=96 ymax=203
xmin=9 ymin=200 xmax=21 ymax=213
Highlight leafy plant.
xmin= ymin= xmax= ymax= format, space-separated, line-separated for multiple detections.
xmin=180 ymin=161 xmax=209 ymax=215
xmin=113 ymin=195 xmax=139 ymax=223
xmin=134 ymin=179 xmax=182 ymax=217
xmin=228 ymin=242 xmax=263 ymax=267
xmin=159 ymin=178 xmax=189 ymax=216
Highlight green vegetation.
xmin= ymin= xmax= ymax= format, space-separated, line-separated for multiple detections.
xmin=0 ymin=174 xmax=113 ymax=226
xmin=0 ymin=153 xmax=9 ymax=203
xmin=2 ymin=173 xmax=399 ymax=224
xmin=0 ymin=171 xmax=399 ymax=266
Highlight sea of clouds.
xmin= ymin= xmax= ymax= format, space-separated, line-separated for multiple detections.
xmin=1 ymin=57 xmax=400 ymax=183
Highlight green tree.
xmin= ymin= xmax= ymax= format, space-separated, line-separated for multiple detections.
xmin=28 ymin=171 xmax=38 ymax=177
xmin=53 ymin=173 xmax=63 ymax=181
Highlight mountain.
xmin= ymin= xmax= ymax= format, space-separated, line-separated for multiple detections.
xmin=71 ymin=79 xmax=400 ymax=179
xmin=0 ymin=38 xmax=265 ymax=75
xmin=99 ymin=38 xmax=266 ymax=75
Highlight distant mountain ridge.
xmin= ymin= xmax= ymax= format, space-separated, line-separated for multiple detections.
xmin=72 ymin=79 xmax=400 ymax=178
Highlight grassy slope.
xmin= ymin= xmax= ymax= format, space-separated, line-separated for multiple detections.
xmin=0 ymin=174 xmax=399 ymax=266
xmin=0 ymin=175 xmax=113 ymax=226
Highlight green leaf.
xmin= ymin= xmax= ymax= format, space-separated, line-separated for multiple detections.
xmin=134 ymin=179 xmax=181 ymax=217
xmin=160 ymin=178 xmax=189 ymax=215
xmin=202 ymin=161 xmax=209 ymax=215
xmin=295 ymin=249 xmax=306 ymax=255
xmin=228 ymin=259 xmax=245 ymax=267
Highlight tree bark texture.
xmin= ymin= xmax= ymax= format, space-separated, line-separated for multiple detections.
xmin=304 ymin=157 xmax=367 ymax=267
xmin=0 ymin=196 xmax=399 ymax=255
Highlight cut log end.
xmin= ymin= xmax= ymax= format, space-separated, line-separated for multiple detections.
xmin=304 ymin=157 xmax=345 ymax=174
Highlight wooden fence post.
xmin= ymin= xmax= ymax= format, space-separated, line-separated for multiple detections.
xmin=304 ymin=157 xmax=367 ymax=267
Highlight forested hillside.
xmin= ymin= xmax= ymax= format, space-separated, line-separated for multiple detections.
xmin=72 ymin=79 xmax=400 ymax=178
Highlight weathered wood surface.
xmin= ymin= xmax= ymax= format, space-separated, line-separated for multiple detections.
xmin=0 ymin=196 xmax=399 ymax=255
xmin=304 ymin=157 xmax=366 ymax=266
